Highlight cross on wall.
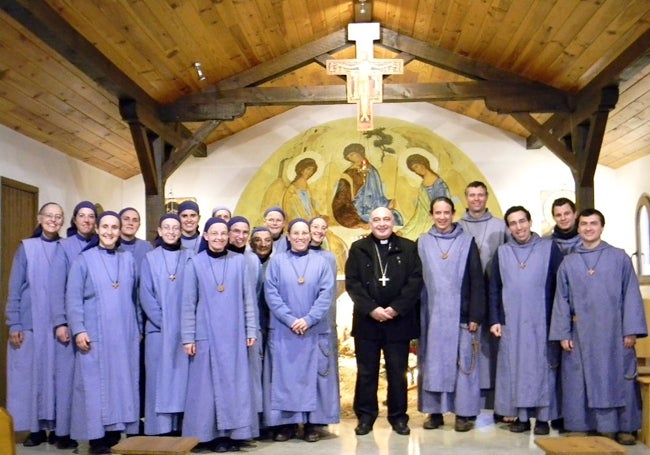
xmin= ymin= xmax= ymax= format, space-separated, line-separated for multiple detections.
xmin=326 ymin=23 xmax=404 ymax=131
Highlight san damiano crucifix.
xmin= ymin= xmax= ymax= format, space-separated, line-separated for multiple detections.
xmin=327 ymin=22 xmax=404 ymax=131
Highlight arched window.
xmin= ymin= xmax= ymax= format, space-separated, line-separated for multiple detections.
xmin=636 ymin=193 xmax=650 ymax=285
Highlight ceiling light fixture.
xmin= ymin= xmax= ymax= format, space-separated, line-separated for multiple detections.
xmin=354 ymin=0 xmax=372 ymax=23
xmin=193 ymin=61 xmax=206 ymax=81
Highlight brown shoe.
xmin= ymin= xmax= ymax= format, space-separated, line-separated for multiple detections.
xmin=454 ymin=416 xmax=474 ymax=432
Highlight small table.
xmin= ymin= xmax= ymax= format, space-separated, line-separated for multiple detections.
xmin=534 ymin=436 xmax=625 ymax=455
xmin=111 ymin=436 xmax=199 ymax=455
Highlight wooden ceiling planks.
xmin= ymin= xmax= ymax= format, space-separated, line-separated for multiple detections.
xmin=0 ymin=0 xmax=649 ymax=180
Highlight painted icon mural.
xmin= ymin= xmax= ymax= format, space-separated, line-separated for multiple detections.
xmin=235 ymin=117 xmax=502 ymax=273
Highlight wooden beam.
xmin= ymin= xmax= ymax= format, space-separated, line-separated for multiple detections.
xmin=2 ymin=0 xmax=205 ymax=180
xmin=161 ymin=81 xmax=572 ymax=121
xmin=511 ymin=113 xmax=576 ymax=168
xmin=1 ymin=0 xmax=154 ymax=108
xmin=163 ymin=120 xmax=222 ymax=178
xmin=145 ymin=137 xmax=166 ymax=242
xmin=380 ymin=28 xmax=545 ymax=85
xmin=119 ymin=99 xmax=206 ymax=158
xmin=528 ymin=28 xmax=650 ymax=149
xmin=216 ymin=29 xmax=350 ymax=90
xmin=573 ymin=86 xmax=618 ymax=210
xmin=124 ymin=122 xmax=158 ymax=196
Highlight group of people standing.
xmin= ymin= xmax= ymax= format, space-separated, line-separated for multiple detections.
xmin=345 ymin=182 xmax=646 ymax=448
xmin=6 ymin=180 xmax=646 ymax=453
xmin=6 ymin=200 xmax=339 ymax=453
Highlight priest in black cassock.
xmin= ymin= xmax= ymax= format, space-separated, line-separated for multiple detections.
xmin=345 ymin=206 xmax=423 ymax=436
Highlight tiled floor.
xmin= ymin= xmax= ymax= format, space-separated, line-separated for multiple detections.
xmin=13 ymin=413 xmax=650 ymax=455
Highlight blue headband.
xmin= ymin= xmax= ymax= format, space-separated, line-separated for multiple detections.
xmin=228 ymin=216 xmax=249 ymax=229
xmin=159 ymin=213 xmax=180 ymax=225
xmin=288 ymin=218 xmax=309 ymax=231
xmin=251 ymin=226 xmax=271 ymax=236
xmin=264 ymin=206 xmax=286 ymax=219
xmin=178 ymin=200 xmax=200 ymax=215
xmin=198 ymin=217 xmax=229 ymax=253
xmin=67 ymin=200 xmax=97 ymax=237
xmin=211 ymin=205 xmax=231 ymax=217
xmin=118 ymin=207 xmax=140 ymax=218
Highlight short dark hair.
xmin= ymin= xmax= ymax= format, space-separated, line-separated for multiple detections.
xmin=430 ymin=196 xmax=455 ymax=214
xmin=551 ymin=197 xmax=576 ymax=213
xmin=577 ymin=208 xmax=605 ymax=227
xmin=504 ymin=205 xmax=531 ymax=227
xmin=465 ymin=181 xmax=488 ymax=197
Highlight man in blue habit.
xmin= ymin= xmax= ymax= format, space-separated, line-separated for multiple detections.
xmin=417 ymin=197 xmax=485 ymax=432
xmin=489 ymin=206 xmax=563 ymax=435
xmin=550 ymin=208 xmax=646 ymax=445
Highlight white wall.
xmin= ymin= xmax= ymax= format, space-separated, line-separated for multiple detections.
xmin=2 ymin=103 xmax=648 ymax=256
xmin=0 ymin=124 xmax=126 ymax=224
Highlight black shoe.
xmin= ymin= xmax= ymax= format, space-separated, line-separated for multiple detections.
xmin=303 ymin=425 xmax=320 ymax=442
xmin=534 ymin=421 xmax=550 ymax=435
xmin=493 ymin=413 xmax=505 ymax=423
xmin=550 ymin=418 xmax=567 ymax=433
xmin=391 ymin=421 xmax=410 ymax=435
xmin=55 ymin=435 xmax=78 ymax=449
xmin=354 ymin=422 xmax=373 ymax=435
xmin=509 ymin=419 xmax=531 ymax=433
xmin=48 ymin=431 xmax=57 ymax=445
xmin=23 ymin=431 xmax=47 ymax=447
xmin=105 ymin=431 xmax=122 ymax=447
xmin=454 ymin=416 xmax=474 ymax=432
xmin=423 ymin=413 xmax=444 ymax=430
xmin=615 ymin=432 xmax=636 ymax=445
xmin=89 ymin=439 xmax=111 ymax=455
xmin=273 ymin=425 xmax=295 ymax=441
xmin=212 ymin=438 xmax=230 ymax=453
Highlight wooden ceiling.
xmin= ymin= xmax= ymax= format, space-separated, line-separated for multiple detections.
xmin=1 ymin=0 xmax=649 ymax=181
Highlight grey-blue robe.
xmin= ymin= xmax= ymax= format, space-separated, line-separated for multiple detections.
xmin=120 ymin=237 xmax=153 ymax=266
xmin=489 ymin=234 xmax=562 ymax=421
xmin=180 ymin=234 xmax=201 ymax=254
xmin=458 ymin=210 xmax=508 ymax=393
xmin=6 ymin=237 xmax=59 ymax=432
xmin=66 ymin=247 xmax=140 ymax=440
xmin=181 ymin=250 xmax=257 ymax=441
xmin=263 ymin=250 xmax=339 ymax=426
xmin=49 ymin=234 xmax=92 ymax=436
xmin=550 ymin=241 xmax=647 ymax=432
xmin=417 ymin=224 xmax=485 ymax=416
xmin=139 ymin=246 xmax=190 ymax=435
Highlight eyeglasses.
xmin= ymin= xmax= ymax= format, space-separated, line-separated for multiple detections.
xmin=41 ymin=213 xmax=64 ymax=221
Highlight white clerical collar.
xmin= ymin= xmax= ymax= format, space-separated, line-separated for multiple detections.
xmin=380 ymin=239 xmax=389 ymax=244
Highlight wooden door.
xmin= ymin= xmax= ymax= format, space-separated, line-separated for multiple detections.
xmin=0 ymin=178 xmax=38 ymax=407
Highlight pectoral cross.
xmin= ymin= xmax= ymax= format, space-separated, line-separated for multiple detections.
xmin=378 ymin=275 xmax=390 ymax=287
xmin=326 ymin=23 xmax=403 ymax=131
